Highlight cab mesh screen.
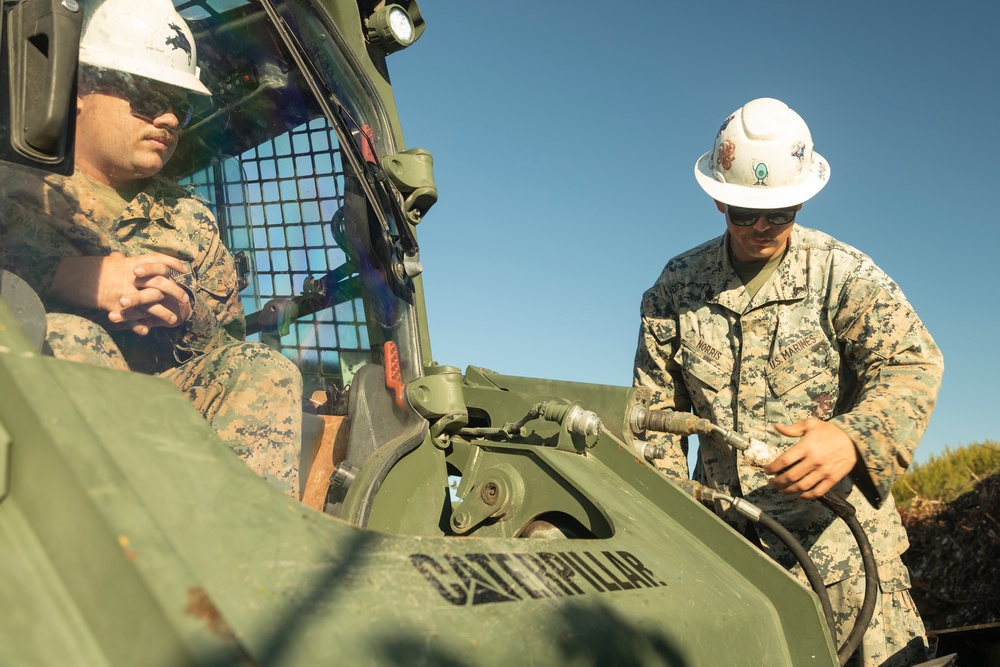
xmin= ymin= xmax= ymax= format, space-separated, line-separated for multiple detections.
xmin=181 ymin=117 xmax=369 ymax=391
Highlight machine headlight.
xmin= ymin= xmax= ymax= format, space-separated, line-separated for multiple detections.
xmin=386 ymin=6 xmax=413 ymax=44
xmin=367 ymin=4 xmax=421 ymax=54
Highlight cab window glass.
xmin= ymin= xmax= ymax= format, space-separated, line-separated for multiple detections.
xmin=179 ymin=117 xmax=370 ymax=395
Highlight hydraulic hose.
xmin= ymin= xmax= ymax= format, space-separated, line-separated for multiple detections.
xmin=756 ymin=511 xmax=837 ymax=645
xmin=819 ymin=492 xmax=879 ymax=666
xmin=640 ymin=410 xmax=881 ymax=663
xmin=689 ymin=484 xmax=837 ymax=647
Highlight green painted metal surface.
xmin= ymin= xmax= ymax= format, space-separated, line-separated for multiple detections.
xmin=0 ymin=301 xmax=838 ymax=665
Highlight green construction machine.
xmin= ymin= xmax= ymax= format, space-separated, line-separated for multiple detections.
xmin=0 ymin=1 xmax=986 ymax=665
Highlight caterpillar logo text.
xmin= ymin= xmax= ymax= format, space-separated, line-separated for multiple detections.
xmin=410 ymin=551 xmax=668 ymax=606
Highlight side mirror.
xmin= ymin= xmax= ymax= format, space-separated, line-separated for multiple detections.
xmin=0 ymin=0 xmax=82 ymax=173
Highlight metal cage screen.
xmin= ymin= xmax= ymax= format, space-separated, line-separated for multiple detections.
xmin=181 ymin=117 xmax=369 ymax=393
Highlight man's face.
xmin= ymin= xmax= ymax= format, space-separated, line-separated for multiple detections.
xmin=75 ymin=85 xmax=182 ymax=189
xmin=717 ymin=201 xmax=801 ymax=263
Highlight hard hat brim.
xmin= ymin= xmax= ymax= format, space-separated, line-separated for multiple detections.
xmin=79 ymin=56 xmax=212 ymax=97
xmin=694 ymin=150 xmax=830 ymax=209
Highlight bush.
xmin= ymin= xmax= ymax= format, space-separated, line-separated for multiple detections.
xmin=892 ymin=441 xmax=1000 ymax=507
xmin=900 ymin=469 xmax=1000 ymax=630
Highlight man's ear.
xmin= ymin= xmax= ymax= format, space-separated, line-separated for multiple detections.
xmin=714 ymin=200 xmax=726 ymax=213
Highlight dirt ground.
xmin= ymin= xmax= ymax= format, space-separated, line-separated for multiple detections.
xmin=899 ymin=471 xmax=1000 ymax=631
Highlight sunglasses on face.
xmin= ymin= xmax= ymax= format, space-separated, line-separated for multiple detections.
xmin=107 ymin=75 xmax=195 ymax=128
xmin=726 ymin=205 xmax=797 ymax=226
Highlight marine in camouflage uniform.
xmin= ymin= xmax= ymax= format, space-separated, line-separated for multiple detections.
xmin=0 ymin=2 xmax=301 ymax=498
xmin=634 ymin=99 xmax=943 ymax=667
xmin=0 ymin=165 xmax=302 ymax=498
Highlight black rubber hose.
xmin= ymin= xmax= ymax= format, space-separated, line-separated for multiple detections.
xmin=683 ymin=481 xmax=875 ymax=661
xmin=755 ymin=511 xmax=838 ymax=646
xmin=819 ymin=493 xmax=879 ymax=666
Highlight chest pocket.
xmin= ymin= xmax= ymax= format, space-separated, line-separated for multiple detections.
xmin=765 ymin=337 xmax=835 ymax=397
xmin=678 ymin=337 xmax=734 ymax=393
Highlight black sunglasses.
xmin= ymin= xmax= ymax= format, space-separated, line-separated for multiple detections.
xmin=726 ymin=205 xmax=797 ymax=226
xmin=104 ymin=74 xmax=195 ymax=128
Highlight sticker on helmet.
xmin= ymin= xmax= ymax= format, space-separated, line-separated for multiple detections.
xmin=791 ymin=142 xmax=805 ymax=160
xmin=716 ymin=140 xmax=736 ymax=171
xmin=166 ymin=23 xmax=193 ymax=65
xmin=717 ymin=114 xmax=735 ymax=137
xmin=752 ymin=161 xmax=768 ymax=186
xmin=817 ymin=160 xmax=828 ymax=181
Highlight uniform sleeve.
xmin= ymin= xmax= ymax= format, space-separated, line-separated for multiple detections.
xmin=828 ymin=270 xmax=944 ymax=507
xmin=165 ymin=196 xmax=247 ymax=360
xmin=168 ymin=275 xmax=239 ymax=361
xmin=0 ymin=170 xmax=80 ymax=301
xmin=632 ymin=282 xmax=693 ymax=480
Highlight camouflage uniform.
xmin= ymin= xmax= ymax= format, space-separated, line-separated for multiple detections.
xmin=634 ymin=224 xmax=943 ymax=667
xmin=0 ymin=165 xmax=301 ymax=497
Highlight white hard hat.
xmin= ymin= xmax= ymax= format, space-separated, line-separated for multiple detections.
xmin=694 ymin=98 xmax=829 ymax=209
xmin=79 ymin=0 xmax=210 ymax=96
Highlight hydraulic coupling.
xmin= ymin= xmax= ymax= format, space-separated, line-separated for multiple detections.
xmin=629 ymin=406 xmax=781 ymax=468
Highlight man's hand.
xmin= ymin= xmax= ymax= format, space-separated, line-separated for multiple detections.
xmin=764 ymin=418 xmax=858 ymax=500
xmin=52 ymin=252 xmax=192 ymax=335
xmin=107 ymin=253 xmax=194 ymax=335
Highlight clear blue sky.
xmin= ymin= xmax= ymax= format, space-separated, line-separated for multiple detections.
xmin=388 ymin=2 xmax=998 ymax=465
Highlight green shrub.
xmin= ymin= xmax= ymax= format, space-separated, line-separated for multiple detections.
xmin=892 ymin=441 xmax=1000 ymax=507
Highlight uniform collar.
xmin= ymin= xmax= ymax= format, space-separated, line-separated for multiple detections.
xmin=64 ymin=170 xmax=177 ymax=234
xmin=120 ymin=185 xmax=176 ymax=230
xmin=708 ymin=226 xmax=808 ymax=314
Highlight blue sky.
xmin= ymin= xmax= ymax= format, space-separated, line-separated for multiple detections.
xmin=388 ymin=2 xmax=998 ymax=465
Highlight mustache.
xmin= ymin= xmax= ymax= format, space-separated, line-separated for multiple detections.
xmin=143 ymin=130 xmax=176 ymax=144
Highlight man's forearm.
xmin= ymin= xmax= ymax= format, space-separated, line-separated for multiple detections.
xmin=49 ymin=255 xmax=110 ymax=310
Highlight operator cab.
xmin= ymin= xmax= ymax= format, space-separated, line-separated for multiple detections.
xmin=0 ymin=0 xmax=434 ymax=507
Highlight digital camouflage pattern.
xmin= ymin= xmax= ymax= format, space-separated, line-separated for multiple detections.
xmin=828 ymin=561 xmax=931 ymax=666
xmin=159 ymin=336 xmax=301 ymax=495
xmin=0 ymin=164 xmax=245 ymax=370
xmin=44 ymin=312 xmax=131 ymax=371
xmin=634 ymin=224 xmax=942 ymax=665
xmin=0 ymin=166 xmax=301 ymax=497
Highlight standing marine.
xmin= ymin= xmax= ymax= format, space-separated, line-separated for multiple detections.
xmin=633 ymin=97 xmax=944 ymax=666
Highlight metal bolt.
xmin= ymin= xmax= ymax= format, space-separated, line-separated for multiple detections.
xmin=62 ymin=0 xmax=80 ymax=11
xmin=481 ymin=481 xmax=499 ymax=505
xmin=453 ymin=510 xmax=471 ymax=529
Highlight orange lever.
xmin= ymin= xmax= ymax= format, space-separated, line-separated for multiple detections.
xmin=383 ymin=341 xmax=404 ymax=408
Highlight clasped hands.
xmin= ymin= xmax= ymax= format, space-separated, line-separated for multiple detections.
xmin=52 ymin=251 xmax=193 ymax=335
